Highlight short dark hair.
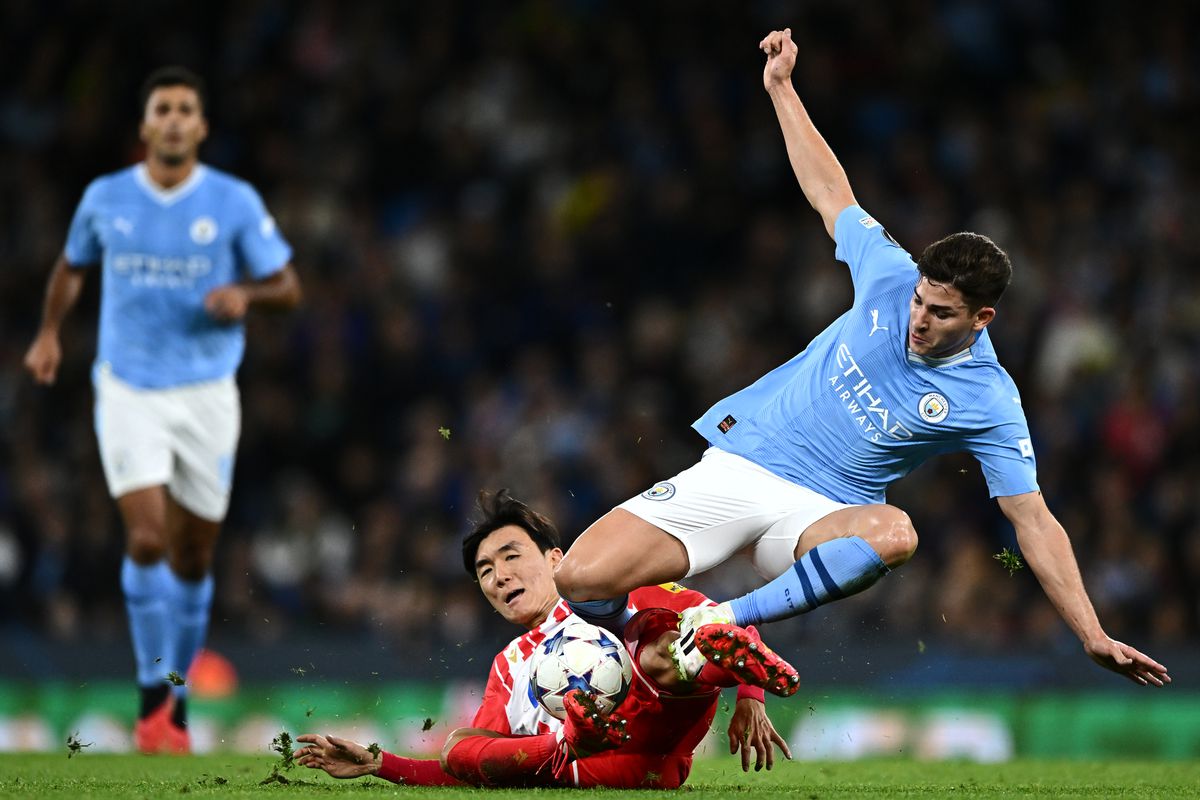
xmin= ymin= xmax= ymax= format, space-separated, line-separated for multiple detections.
xmin=139 ymin=66 xmax=207 ymax=114
xmin=461 ymin=489 xmax=561 ymax=577
xmin=916 ymin=232 xmax=1012 ymax=310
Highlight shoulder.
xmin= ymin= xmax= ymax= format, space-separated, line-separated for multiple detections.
xmin=195 ymin=165 xmax=265 ymax=206
xmin=80 ymin=166 xmax=137 ymax=202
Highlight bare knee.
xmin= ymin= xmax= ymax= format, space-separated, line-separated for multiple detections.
xmin=859 ymin=505 xmax=917 ymax=568
xmin=126 ymin=524 xmax=166 ymax=564
xmin=169 ymin=539 xmax=217 ymax=580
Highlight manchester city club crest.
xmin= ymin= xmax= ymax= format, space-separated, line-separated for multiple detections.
xmin=641 ymin=482 xmax=676 ymax=501
xmin=190 ymin=216 xmax=218 ymax=244
xmin=918 ymin=392 xmax=949 ymax=424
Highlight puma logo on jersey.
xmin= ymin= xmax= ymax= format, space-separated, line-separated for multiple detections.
xmin=869 ymin=309 xmax=888 ymax=337
xmin=113 ymin=216 xmax=135 ymax=236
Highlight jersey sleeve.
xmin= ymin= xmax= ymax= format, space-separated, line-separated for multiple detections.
xmin=63 ymin=179 xmax=104 ymax=268
xmin=832 ymin=205 xmax=918 ymax=298
xmin=964 ymin=379 xmax=1040 ymax=498
xmin=469 ymin=654 xmax=514 ymax=735
xmin=231 ymin=182 xmax=292 ymax=279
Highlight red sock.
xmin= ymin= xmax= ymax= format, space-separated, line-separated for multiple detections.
xmin=376 ymin=753 xmax=464 ymax=786
xmin=445 ymin=734 xmax=560 ymax=786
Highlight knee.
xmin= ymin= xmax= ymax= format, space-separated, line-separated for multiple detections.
xmin=861 ymin=506 xmax=917 ymax=568
xmin=125 ymin=524 xmax=165 ymax=564
xmin=439 ymin=728 xmax=478 ymax=773
xmin=169 ymin=541 xmax=215 ymax=580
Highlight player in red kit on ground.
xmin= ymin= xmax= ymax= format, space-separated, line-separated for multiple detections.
xmin=296 ymin=490 xmax=797 ymax=788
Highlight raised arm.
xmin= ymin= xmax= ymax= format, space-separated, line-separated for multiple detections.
xmin=24 ymin=254 xmax=88 ymax=385
xmin=760 ymin=28 xmax=856 ymax=240
xmin=997 ymin=491 xmax=1170 ymax=687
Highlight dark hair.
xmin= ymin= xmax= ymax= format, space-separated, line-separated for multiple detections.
xmin=461 ymin=489 xmax=561 ymax=577
xmin=139 ymin=66 xmax=207 ymax=114
xmin=916 ymin=232 xmax=1012 ymax=310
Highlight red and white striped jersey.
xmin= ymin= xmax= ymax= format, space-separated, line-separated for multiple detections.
xmin=471 ymin=584 xmax=717 ymax=737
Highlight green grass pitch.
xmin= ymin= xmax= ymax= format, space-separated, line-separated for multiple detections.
xmin=1 ymin=755 xmax=1198 ymax=799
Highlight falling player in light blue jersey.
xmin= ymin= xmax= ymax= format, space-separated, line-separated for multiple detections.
xmin=555 ymin=29 xmax=1169 ymax=690
xmin=23 ymin=67 xmax=302 ymax=752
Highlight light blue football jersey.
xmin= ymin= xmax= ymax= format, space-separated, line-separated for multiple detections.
xmin=64 ymin=163 xmax=292 ymax=389
xmin=693 ymin=204 xmax=1038 ymax=504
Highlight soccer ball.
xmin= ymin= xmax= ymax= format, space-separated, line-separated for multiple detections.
xmin=528 ymin=621 xmax=633 ymax=720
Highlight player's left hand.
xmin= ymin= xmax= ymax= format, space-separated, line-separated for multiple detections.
xmin=1084 ymin=636 xmax=1170 ymax=687
xmin=204 ymin=284 xmax=250 ymax=321
xmin=728 ymin=697 xmax=791 ymax=771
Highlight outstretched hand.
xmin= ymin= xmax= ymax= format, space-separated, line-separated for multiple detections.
xmin=295 ymin=733 xmax=381 ymax=779
xmin=759 ymin=28 xmax=798 ymax=91
xmin=1085 ymin=637 xmax=1170 ymax=687
xmin=728 ymin=697 xmax=791 ymax=772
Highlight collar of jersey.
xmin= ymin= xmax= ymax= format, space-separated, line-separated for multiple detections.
xmin=906 ymin=345 xmax=974 ymax=368
xmin=134 ymin=163 xmax=207 ymax=206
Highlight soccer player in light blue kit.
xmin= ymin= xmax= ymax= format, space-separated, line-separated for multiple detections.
xmin=555 ymin=29 xmax=1170 ymax=689
xmin=23 ymin=67 xmax=302 ymax=752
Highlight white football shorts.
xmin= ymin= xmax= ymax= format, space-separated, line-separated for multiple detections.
xmin=93 ymin=365 xmax=240 ymax=521
xmin=617 ymin=447 xmax=855 ymax=580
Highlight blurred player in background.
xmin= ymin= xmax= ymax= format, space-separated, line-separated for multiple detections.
xmin=296 ymin=490 xmax=795 ymax=788
xmin=555 ymin=29 xmax=1169 ymax=690
xmin=22 ymin=66 xmax=301 ymax=753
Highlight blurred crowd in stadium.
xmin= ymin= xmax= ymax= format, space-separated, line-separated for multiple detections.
xmin=2 ymin=1 xmax=1198 ymax=669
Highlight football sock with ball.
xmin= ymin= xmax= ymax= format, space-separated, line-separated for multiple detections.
xmin=166 ymin=571 xmax=214 ymax=727
xmin=121 ymin=556 xmax=172 ymax=717
xmin=566 ymin=595 xmax=633 ymax=637
xmin=728 ymin=536 xmax=888 ymax=626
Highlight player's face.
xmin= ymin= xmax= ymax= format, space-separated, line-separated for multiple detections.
xmin=908 ymin=277 xmax=995 ymax=358
xmin=474 ymin=526 xmax=563 ymax=629
xmin=140 ymin=86 xmax=208 ymax=166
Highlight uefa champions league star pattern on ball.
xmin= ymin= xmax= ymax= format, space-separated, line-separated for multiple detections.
xmin=529 ymin=621 xmax=634 ymax=720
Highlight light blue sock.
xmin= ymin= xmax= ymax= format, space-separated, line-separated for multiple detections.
xmin=729 ymin=537 xmax=889 ymax=626
xmin=567 ymin=595 xmax=633 ymax=636
xmin=120 ymin=557 xmax=172 ymax=687
xmin=167 ymin=571 xmax=214 ymax=698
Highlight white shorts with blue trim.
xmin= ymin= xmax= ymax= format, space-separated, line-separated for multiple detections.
xmin=94 ymin=365 xmax=240 ymax=521
xmin=617 ymin=447 xmax=855 ymax=580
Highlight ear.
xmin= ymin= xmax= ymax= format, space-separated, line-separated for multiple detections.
xmin=197 ymin=115 xmax=209 ymax=144
xmin=972 ymin=306 xmax=996 ymax=331
xmin=546 ymin=548 xmax=564 ymax=569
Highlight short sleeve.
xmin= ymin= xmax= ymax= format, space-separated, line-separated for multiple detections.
xmin=965 ymin=386 xmax=1040 ymax=498
xmin=832 ymin=205 xmax=918 ymax=297
xmin=469 ymin=657 xmax=513 ymax=735
xmin=63 ymin=180 xmax=104 ymax=267
xmin=231 ymin=183 xmax=292 ymax=279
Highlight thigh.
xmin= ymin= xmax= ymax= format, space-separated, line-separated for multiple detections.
xmin=167 ymin=377 xmax=240 ymax=522
xmin=94 ymin=368 xmax=173 ymax=499
xmin=165 ymin=494 xmax=222 ymax=579
xmin=555 ymin=508 xmax=690 ymax=599
xmin=748 ymin=491 xmax=856 ymax=579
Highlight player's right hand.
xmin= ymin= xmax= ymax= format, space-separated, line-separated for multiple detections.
xmin=24 ymin=332 xmax=62 ymax=386
xmin=296 ymin=733 xmax=381 ymax=779
xmin=759 ymin=28 xmax=798 ymax=91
